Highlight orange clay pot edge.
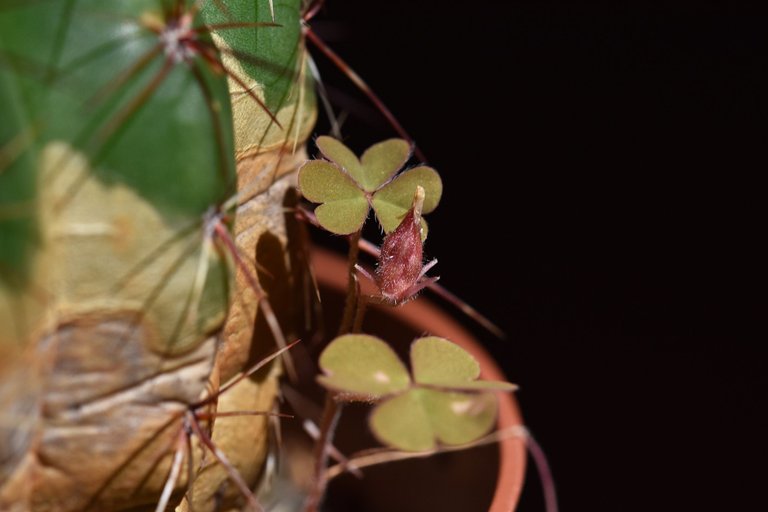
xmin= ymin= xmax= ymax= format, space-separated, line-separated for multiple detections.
xmin=310 ymin=247 xmax=527 ymax=512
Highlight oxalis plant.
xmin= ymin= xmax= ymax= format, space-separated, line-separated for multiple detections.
xmin=296 ymin=137 xmax=517 ymax=511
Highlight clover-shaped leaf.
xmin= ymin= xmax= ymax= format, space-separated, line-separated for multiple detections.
xmin=317 ymin=334 xmax=411 ymax=399
xmin=317 ymin=335 xmax=515 ymax=451
xmin=298 ymin=137 xmax=442 ymax=238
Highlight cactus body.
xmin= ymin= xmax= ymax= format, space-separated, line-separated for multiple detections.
xmin=0 ymin=1 xmax=315 ymax=510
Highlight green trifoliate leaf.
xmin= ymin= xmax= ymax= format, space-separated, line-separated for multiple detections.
xmin=318 ymin=334 xmax=411 ymax=399
xmin=411 ymin=337 xmax=517 ymax=392
xmin=363 ymin=337 xmax=516 ymax=451
xmin=302 ymin=137 xmax=442 ymax=237
xmin=371 ymin=166 xmax=442 ymax=236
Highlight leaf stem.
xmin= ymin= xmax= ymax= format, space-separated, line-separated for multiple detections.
xmin=352 ymin=291 xmax=367 ymax=333
xmin=305 ymin=230 xmax=363 ymax=511
xmin=337 ymin=230 xmax=362 ymax=335
xmin=304 ymin=395 xmax=342 ymax=512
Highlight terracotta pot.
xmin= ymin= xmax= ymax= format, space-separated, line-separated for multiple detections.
xmin=310 ymin=248 xmax=526 ymax=512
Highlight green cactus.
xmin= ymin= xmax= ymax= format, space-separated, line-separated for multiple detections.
xmin=0 ymin=1 xmax=315 ymax=510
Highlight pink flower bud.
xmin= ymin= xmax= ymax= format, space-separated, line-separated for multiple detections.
xmin=375 ymin=187 xmax=429 ymax=304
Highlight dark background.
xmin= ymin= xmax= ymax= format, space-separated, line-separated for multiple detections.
xmin=310 ymin=1 xmax=765 ymax=510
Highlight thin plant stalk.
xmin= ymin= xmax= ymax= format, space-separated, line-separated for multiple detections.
xmin=337 ymin=230 xmax=362 ymax=336
xmin=305 ymin=229 xmax=363 ymax=512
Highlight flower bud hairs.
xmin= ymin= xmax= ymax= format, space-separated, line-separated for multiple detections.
xmin=372 ymin=186 xmax=438 ymax=305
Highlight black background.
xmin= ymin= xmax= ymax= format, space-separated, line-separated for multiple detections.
xmin=309 ymin=1 xmax=765 ymax=510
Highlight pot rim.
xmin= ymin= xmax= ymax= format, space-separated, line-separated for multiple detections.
xmin=310 ymin=247 xmax=526 ymax=512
